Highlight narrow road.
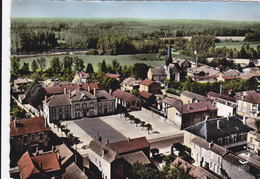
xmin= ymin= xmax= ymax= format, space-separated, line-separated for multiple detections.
xmin=148 ymin=133 xmax=184 ymax=149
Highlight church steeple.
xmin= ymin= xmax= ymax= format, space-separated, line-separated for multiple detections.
xmin=166 ymin=44 xmax=172 ymax=66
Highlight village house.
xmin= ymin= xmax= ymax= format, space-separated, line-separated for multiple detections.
xmin=207 ymin=91 xmax=237 ymax=117
xmin=168 ymin=101 xmax=217 ymax=129
xmin=10 ymin=116 xmax=51 ymax=167
xmin=139 ymin=90 xmax=157 ymax=107
xmin=160 ymin=97 xmax=183 ymax=116
xmin=112 ymin=89 xmax=141 ymax=111
xmin=147 ymin=67 xmax=167 ymax=85
xmin=72 ymin=71 xmax=90 ymax=84
xmin=171 ymin=157 xmax=221 ymax=179
xmin=17 ymin=152 xmax=61 ymax=179
xmin=11 ymin=78 xmax=33 ymax=97
xmin=180 ymin=90 xmax=211 ymax=104
xmin=237 ymin=93 xmax=260 ymax=119
xmin=184 ymin=116 xmax=252 ymax=152
xmin=247 ymin=131 xmax=260 ymax=156
xmin=88 ymin=139 xmax=126 ymax=179
xmin=221 ymin=75 xmax=236 ymax=82
xmin=139 ymin=79 xmax=161 ymax=94
xmin=120 ymin=77 xmax=140 ymax=92
xmin=223 ymin=69 xmax=241 ymax=77
xmin=42 ymin=86 xmax=116 ymax=123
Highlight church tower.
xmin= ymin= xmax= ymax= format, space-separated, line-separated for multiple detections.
xmin=165 ymin=44 xmax=172 ymax=66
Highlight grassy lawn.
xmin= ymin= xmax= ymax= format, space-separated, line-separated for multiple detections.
xmin=215 ymin=41 xmax=260 ymax=50
xmin=18 ymin=53 xmax=166 ymax=72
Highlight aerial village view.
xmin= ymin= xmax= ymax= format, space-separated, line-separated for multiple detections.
xmin=4 ymin=0 xmax=260 ymax=178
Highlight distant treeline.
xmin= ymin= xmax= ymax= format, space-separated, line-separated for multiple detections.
xmin=11 ymin=19 xmax=260 ymax=53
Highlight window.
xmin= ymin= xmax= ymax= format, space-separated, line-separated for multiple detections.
xmin=218 ymin=156 xmax=221 ymax=163
xmin=90 ymin=102 xmax=94 ymax=109
xmin=83 ymin=103 xmax=87 ymax=109
xmin=59 ymin=108 xmax=62 ymax=113
xmin=234 ymin=135 xmax=237 ymax=142
xmin=52 ymin=108 xmax=56 ymax=114
xmin=99 ymin=161 xmax=101 ymax=167
xmin=110 ymin=102 xmax=113 ymax=107
xmin=75 ymin=104 xmax=80 ymax=111
xmin=65 ymin=107 xmax=69 ymax=112
xmin=24 ymin=136 xmax=28 ymax=143
xmin=39 ymin=133 xmax=43 ymax=140
xmin=99 ymin=103 xmax=102 ymax=107
xmin=250 ymin=137 xmax=253 ymax=142
xmin=31 ymin=134 xmax=35 ymax=140
xmin=95 ymin=158 xmax=97 ymax=163
xmin=104 ymin=103 xmax=107 ymax=107
xmin=218 ymin=138 xmax=222 ymax=145
xmin=52 ymin=115 xmax=56 ymax=120
xmin=225 ymin=137 xmax=229 ymax=144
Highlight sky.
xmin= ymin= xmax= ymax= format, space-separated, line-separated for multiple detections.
xmin=10 ymin=1 xmax=260 ymax=22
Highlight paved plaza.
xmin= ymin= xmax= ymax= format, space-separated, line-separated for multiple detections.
xmin=52 ymin=109 xmax=183 ymax=155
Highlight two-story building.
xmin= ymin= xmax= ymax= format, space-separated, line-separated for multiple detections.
xmin=184 ymin=116 xmax=252 ymax=152
xmin=160 ymin=97 xmax=182 ymax=116
xmin=112 ymin=89 xmax=141 ymax=112
xmin=168 ymin=101 xmax=218 ymax=129
xmin=10 ymin=116 xmax=51 ymax=167
xmin=139 ymin=90 xmax=157 ymax=107
xmin=207 ymin=91 xmax=237 ymax=117
xmin=88 ymin=139 xmax=125 ymax=179
xmin=247 ymin=131 xmax=260 ymax=156
xmin=147 ymin=67 xmax=167 ymax=85
xmin=237 ymin=93 xmax=260 ymax=119
xmin=181 ymin=90 xmax=211 ymax=104
xmin=120 ymin=77 xmax=140 ymax=92
xmin=72 ymin=71 xmax=90 ymax=84
xmin=139 ymin=79 xmax=161 ymax=94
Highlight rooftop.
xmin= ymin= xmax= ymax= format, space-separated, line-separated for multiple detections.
xmin=150 ymin=67 xmax=167 ymax=76
xmin=107 ymin=137 xmax=150 ymax=154
xmin=55 ymin=144 xmax=74 ymax=166
xmin=222 ymin=75 xmax=236 ymax=80
xmin=78 ymin=71 xmax=89 ymax=79
xmin=121 ymin=77 xmax=140 ymax=86
xmin=181 ymin=90 xmax=211 ymax=102
xmin=162 ymin=97 xmax=182 ymax=107
xmin=106 ymin=73 xmax=120 ymax=78
xmin=139 ymin=90 xmax=153 ymax=99
xmin=112 ymin=89 xmax=134 ymax=102
xmin=122 ymin=151 xmax=151 ymax=165
xmin=175 ymin=101 xmax=217 ymax=114
xmin=10 ymin=116 xmax=50 ymax=137
xmin=62 ymin=162 xmax=88 ymax=179
xmin=43 ymin=93 xmax=71 ymax=107
xmin=139 ymin=79 xmax=155 ymax=86
xmin=207 ymin=91 xmax=237 ymax=103
xmin=242 ymin=93 xmax=260 ymax=104
xmin=89 ymin=139 xmax=121 ymax=163
xmin=185 ymin=116 xmax=252 ymax=141
xmin=70 ymin=89 xmax=96 ymax=101
xmin=44 ymin=84 xmax=78 ymax=95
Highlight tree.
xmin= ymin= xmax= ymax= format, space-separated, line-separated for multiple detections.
xmin=255 ymin=119 xmax=260 ymax=133
xmin=20 ymin=62 xmax=30 ymax=75
xmin=37 ymin=57 xmax=47 ymax=72
xmin=73 ymin=137 xmax=80 ymax=150
xmin=86 ymin=63 xmax=94 ymax=74
xmin=31 ymin=59 xmax=39 ymax=72
xmin=50 ymin=57 xmax=61 ymax=74
xmin=74 ymin=57 xmax=85 ymax=71
xmin=11 ymin=56 xmax=20 ymax=73
xmin=132 ymin=63 xmax=149 ymax=80
xmin=63 ymin=56 xmax=73 ymax=73
xmin=140 ymin=121 xmax=146 ymax=130
xmin=112 ymin=59 xmax=120 ymax=73
xmin=146 ymin=123 xmax=152 ymax=134
xmin=26 ymin=82 xmax=46 ymax=108
xmin=245 ymin=77 xmax=258 ymax=90
xmin=134 ymin=118 xmax=141 ymax=127
xmin=101 ymin=59 xmax=107 ymax=73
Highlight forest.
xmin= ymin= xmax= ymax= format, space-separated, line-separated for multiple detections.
xmin=11 ymin=18 xmax=260 ymax=57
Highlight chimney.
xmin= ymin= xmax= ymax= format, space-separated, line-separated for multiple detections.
xmin=109 ymin=89 xmax=112 ymax=95
xmin=14 ymin=118 xmax=17 ymax=127
xmin=68 ymin=90 xmax=71 ymax=99
xmin=64 ymin=87 xmax=67 ymax=94
xmin=128 ymin=137 xmax=131 ymax=141
xmin=205 ymin=115 xmax=209 ymax=121
xmin=102 ymin=149 xmax=105 ymax=157
xmin=94 ymin=88 xmax=96 ymax=97
xmin=88 ymin=85 xmax=90 ymax=92
xmin=184 ymin=163 xmax=187 ymax=172
xmin=217 ymin=120 xmax=220 ymax=129
xmin=209 ymin=141 xmax=213 ymax=148
xmin=243 ymin=116 xmax=246 ymax=125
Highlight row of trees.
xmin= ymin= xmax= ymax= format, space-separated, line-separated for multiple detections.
xmin=167 ymin=77 xmax=259 ymax=96
xmin=11 ymin=19 xmax=260 ymax=53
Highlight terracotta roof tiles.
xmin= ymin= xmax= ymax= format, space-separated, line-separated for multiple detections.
xmin=139 ymin=91 xmax=153 ymax=99
xmin=112 ymin=89 xmax=134 ymax=102
xmin=175 ymin=101 xmax=217 ymax=114
xmin=243 ymin=93 xmax=260 ymax=104
xmin=122 ymin=151 xmax=151 ymax=165
xmin=139 ymin=79 xmax=155 ymax=86
xmin=106 ymin=73 xmax=120 ymax=78
xmin=10 ymin=116 xmax=50 ymax=137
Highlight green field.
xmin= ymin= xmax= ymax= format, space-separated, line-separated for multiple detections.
xmin=18 ymin=53 xmax=167 ymax=72
xmin=215 ymin=42 xmax=260 ymax=50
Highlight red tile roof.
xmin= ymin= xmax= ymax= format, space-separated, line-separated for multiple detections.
xmin=106 ymin=73 xmax=120 ymax=78
xmin=243 ymin=93 xmax=260 ymax=104
xmin=82 ymin=83 xmax=99 ymax=91
xmin=43 ymin=94 xmax=71 ymax=107
xmin=108 ymin=137 xmax=150 ymax=154
xmin=207 ymin=91 xmax=237 ymax=103
xmin=122 ymin=151 xmax=151 ymax=165
xmin=217 ymin=65 xmax=226 ymax=69
xmin=222 ymin=75 xmax=236 ymax=80
xmin=139 ymin=79 xmax=155 ymax=86
xmin=44 ymin=84 xmax=78 ymax=95
xmin=197 ymin=62 xmax=205 ymax=66
xmin=18 ymin=152 xmax=41 ymax=179
xmin=139 ymin=90 xmax=153 ymax=99
xmin=112 ymin=89 xmax=134 ymax=102
xmin=10 ymin=116 xmax=50 ymax=137
xmin=175 ymin=101 xmax=217 ymax=114
xmin=31 ymin=153 xmax=61 ymax=173
xmin=18 ymin=152 xmax=60 ymax=179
